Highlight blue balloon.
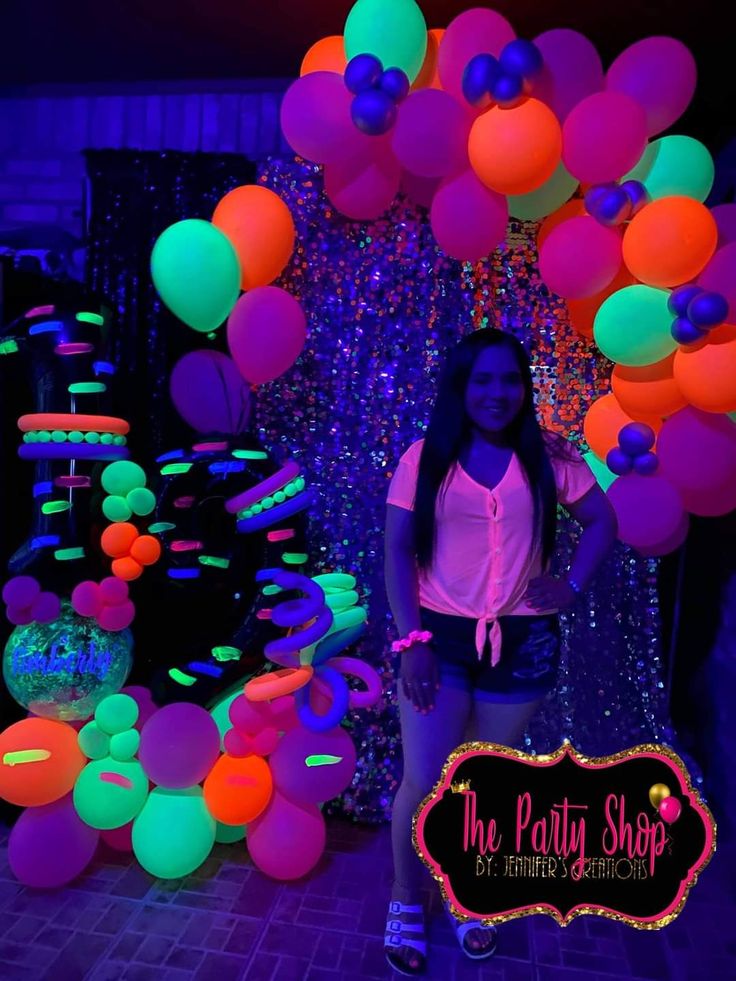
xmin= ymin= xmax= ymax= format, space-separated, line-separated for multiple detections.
xmin=345 ymin=53 xmax=383 ymax=95
xmin=606 ymin=447 xmax=633 ymax=476
xmin=584 ymin=183 xmax=616 ymax=215
xmin=671 ymin=317 xmax=708 ymax=345
xmin=620 ymin=180 xmax=650 ymax=216
xmin=633 ymin=452 xmax=659 ymax=475
xmin=595 ymin=187 xmax=633 ymax=226
xmin=499 ymin=39 xmax=543 ymax=79
xmin=688 ymin=291 xmax=728 ymax=328
xmin=351 ymin=89 xmax=397 ymax=135
xmin=618 ymin=422 xmax=656 ymax=457
xmin=379 ymin=68 xmax=410 ymax=104
xmin=667 ymin=284 xmax=703 ymax=318
xmin=491 ymin=71 xmax=525 ymax=108
xmin=462 ymin=53 xmax=500 ymax=107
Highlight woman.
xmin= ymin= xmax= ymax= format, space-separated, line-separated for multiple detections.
xmin=383 ymin=329 xmax=618 ymax=975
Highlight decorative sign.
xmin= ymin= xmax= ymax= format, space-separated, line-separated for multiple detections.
xmin=415 ymin=741 xmax=715 ymax=928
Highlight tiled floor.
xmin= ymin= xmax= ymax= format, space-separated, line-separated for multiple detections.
xmin=0 ymin=817 xmax=734 ymax=981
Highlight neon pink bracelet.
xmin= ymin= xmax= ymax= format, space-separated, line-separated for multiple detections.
xmin=391 ymin=629 xmax=433 ymax=654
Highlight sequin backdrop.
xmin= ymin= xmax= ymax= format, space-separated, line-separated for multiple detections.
xmin=256 ymin=156 xmax=700 ymax=823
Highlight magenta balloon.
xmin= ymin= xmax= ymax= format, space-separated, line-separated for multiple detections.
xmin=121 ymin=686 xmax=158 ymax=731
xmin=247 ymin=791 xmax=326 ymax=880
xmin=324 ymin=144 xmax=401 ymax=221
xmin=606 ymin=37 xmax=696 ymax=136
xmin=635 ymin=513 xmax=689 ymax=557
xmin=711 ymin=205 xmax=736 ymax=248
xmin=563 ymin=92 xmax=648 ymax=184
xmin=698 ymin=242 xmax=736 ymax=323
xmin=681 ymin=479 xmax=736 ymax=518
xmin=269 ymin=725 xmax=357 ymax=805
xmin=100 ymin=821 xmax=134 ymax=852
xmin=538 ymin=216 xmax=622 ymax=299
xmin=430 ymin=170 xmax=508 ymax=263
xmin=98 ymin=601 xmax=135 ymax=632
xmin=400 ymin=170 xmax=440 ymax=209
xmin=657 ymin=407 xmax=736 ymax=496
xmin=533 ymin=30 xmax=604 ymax=122
xmin=72 ymin=581 xmax=101 ymax=618
xmin=227 ymin=287 xmax=307 ymax=385
xmin=438 ymin=8 xmax=516 ymax=103
xmin=9 ymin=793 xmax=99 ymax=888
xmin=607 ymin=475 xmax=685 ymax=549
xmin=392 ymin=90 xmax=471 ymax=179
xmin=139 ymin=703 xmax=221 ymax=788
xmin=280 ymin=72 xmax=357 ymax=165
xmin=169 ymin=350 xmax=251 ymax=435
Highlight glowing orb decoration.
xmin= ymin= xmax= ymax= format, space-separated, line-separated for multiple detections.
xmin=203 ymin=753 xmax=274 ymax=825
xmin=0 ymin=717 xmax=85 ymax=806
xmin=73 ymin=757 xmax=149 ymax=830
xmin=2 ymin=603 xmax=133 ymax=720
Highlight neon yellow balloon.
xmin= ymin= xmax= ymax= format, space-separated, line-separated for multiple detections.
xmin=508 ymin=162 xmax=578 ymax=221
xmin=345 ymin=0 xmax=427 ymax=83
xmin=623 ymin=136 xmax=714 ymax=203
xmin=593 ymin=285 xmax=677 ymax=367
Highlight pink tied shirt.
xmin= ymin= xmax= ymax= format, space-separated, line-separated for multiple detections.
xmin=386 ymin=437 xmax=597 ymax=666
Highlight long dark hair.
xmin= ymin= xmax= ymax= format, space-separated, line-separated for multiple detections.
xmin=414 ymin=329 xmax=573 ymax=571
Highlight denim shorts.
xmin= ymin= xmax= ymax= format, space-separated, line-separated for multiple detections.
xmin=418 ymin=606 xmax=561 ymax=704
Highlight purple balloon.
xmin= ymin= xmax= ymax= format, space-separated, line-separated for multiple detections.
xmin=3 ymin=576 xmax=40 ymax=609
xmin=169 ymin=350 xmax=251 ymax=436
xmin=9 ymin=793 xmax=99 ymax=888
xmin=392 ymin=89 xmax=471 ymax=180
xmin=688 ymin=291 xmax=728 ymax=328
xmin=533 ymin=29 xmax=604 ymax=122
xmin=139 ymin=703 xmax=221 ymax=788
xmin=280 ymin=71 xmax=356 ymax=165
xmin=31 ymin=591 xmax=61 ymax=624
xmin=633 ymin=452 xmax=659 ymax=475
xmin=671 ymin=317 xmax=707 ymax=345
xmin=711 ymin=204 xmax=736 ymax=247
xmin=698 ymin=242 xmax=736 ymax=324
xmin=563 ymin=91 xmax=648 ymax=184
xmin=668 ymin=284 xmax=702 ymax=318
xmin=269 ymin=725 xmax=357 ymax=805
xmin=462 ymin=54 xmax=500 ymax=108
xmin=619 ymin=422 xmax=656 ymax=456
xmin=431 ymin=169 xmax=508 ymax=263
xmin=351 ymin=88 xmax=397 ymax=136
xmin=344 ymin=54 xmax=383 ymax=95
xmin=606 ymin=447 xmax=633 ymax=476
xmin=121 ymin=686 xmax=159 ymax=731
xmin=379 ymin=68 xmax=410 ymax=104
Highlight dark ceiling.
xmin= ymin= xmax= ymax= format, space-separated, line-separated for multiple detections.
xmin=3 ymin=0 xmax=732 ymax=150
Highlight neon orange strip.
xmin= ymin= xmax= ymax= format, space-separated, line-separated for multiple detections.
xmin=18 ymin=414 xmax=130 ymax=435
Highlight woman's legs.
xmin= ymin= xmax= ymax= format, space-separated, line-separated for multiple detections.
xmin=470 ymin=696 xmax=544 ymax=748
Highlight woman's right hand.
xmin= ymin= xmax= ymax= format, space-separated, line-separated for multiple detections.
xmin=399 ymin=642 xmax=440 ymax=714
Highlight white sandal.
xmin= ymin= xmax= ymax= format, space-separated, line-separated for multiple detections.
xmin=384 ymin=900 xmax=427 ymax=976
xmin=444 ymin=900 xmax=498 ymax=960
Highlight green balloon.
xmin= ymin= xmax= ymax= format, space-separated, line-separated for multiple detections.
xmin=594 ymin=285 xmax=677 ymax=367
xmin=74 ymin=758 xmax=148 ymax=830
xmin=508 ymin=162 xmax=579 ymax=221
xmin=110 ymin=729 xmax=140 ymax=762
xmin=151 ymin=219 xmax=241 ymax=334
xmin=103 ymin=495 xmax=132 ymax=523
xmin=215 ymin=822 xmax=246 ymax=844
xmin=582 ymin=452 xmax=618 ymax=493
xmin=102 ymin=461 xmax=146 ymax=497
xmin=345 ymin=0 xmax=427 ymax=84
xmin=209 ymin=690 xmax=242 ymax=751
xmin=78 ymin=721 xmax=111 ymax=761
xmin=127 ymin=487 xmax=156 ymax=517
xmin=728 ymin=411 xmax=736 ymax=424
xmin=95 ymin=693 xmax=139 ymax=735
xmin=623 ymin=136 xmax=715 ymax=203
xmin=132 ymin=787 xmax=216 ymax=879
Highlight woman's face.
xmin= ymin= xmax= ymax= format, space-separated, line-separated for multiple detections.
xmin=465 ymin=344 xmax=527 ymax=435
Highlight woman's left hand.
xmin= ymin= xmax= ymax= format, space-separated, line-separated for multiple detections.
xmin=524 ymin=575 xmax=577 ymax=612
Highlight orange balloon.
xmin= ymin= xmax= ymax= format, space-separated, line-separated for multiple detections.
xmin=673 ymin=323 xmax=736 ymax=413
xmin=612 ymin=353 xmax=687 ymax=418
xmin=584 ymin=393 xmax=662 ymax=459
xmin=412 ymin=29 xmax=445 ymax=91
xmin=300 ymin=36 xmax=347 ymax=77
xmin=129 ymin=535 xmax=161 ymax=566
xmin=568 ymin=265 xmax=636 ymax=338
xmin=213 ymin=186 xmax=296 ymax=291
xmin=622 ymin=196 xmax=718 ymax=288
xmin=538 ymin=200 xmax=586 ymax=252
xmin=0 ymin=718 xmax=85 ymax=807
xmin=469 ymin=99 xmax=562 ymax=196
xmin=203 ymin=753 xmax=273 ymax=826
xmin=101 ymin=522 xmax=138 ymax=558
xmin=111 ymin=557 xmax=143 ymax=581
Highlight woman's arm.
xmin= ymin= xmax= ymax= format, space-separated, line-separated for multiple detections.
xmin=384 ymin=503 xmax=423 ymax=636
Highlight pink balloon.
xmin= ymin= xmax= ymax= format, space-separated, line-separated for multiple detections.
xmin=430 ymin=170 xmax=508 ymax=263
xmin=539 ymin=216 xmax=622 ymax=300
xmin=247 ymin=791 xmax=326 ymax=880
xmin=227 ymin=287 xmax=306 ymax=386
xmin=563 ymin=92 xmax=648 ymax=184
xmin=400 ymin=170 xmax=440 ymax=209
xmin=280 ymin=72 xmax=356 ymax=166
xmin=139 ymin=703 xmax=221 ymax=788
xmin=606 ymin=37 xmax=696 ymax=136
xmin=324 ymin=144 xmax=401 ymax=221
xmin=30 ymin=592 xmax=61 ymax=624
xmin=2 ymin=576 xmax=40 ymax=608
xmin=100 ymin=821 xmax=134 ymax=852
xmin=392 ymin=90 xmax=471 ymax=179
xmin=99 ymin=577 xmax=129 ymax=606
xmin=607 ymin=475 xmax=685 ymax=549
xmin=170 ymin=350 xmax=251 ymax=435
xmin=72 ymin=581 xmax=102 ymax=618
xmin=533 ymin=30 xmax=604 ymax=123
xmin=657 ymin=407 xmax=736 ymax=497
xmin=681 ymin=479 xmax=736 ymax=518
xmin=659 ymin=796 xmax=682 ymax=824
xmin=8 ymin=793 xmax=99 ymax=888
xmin=98 ymin=600 xmax=135 ymax=632
xmin=711 ymin=205 xmax=736 ymax=248
xmin=698 ymin=242 xmax=736 ymax=323
xmin=635 ymin=513 xmax=689 ymax=557
xmin=121 ymin=686 xmax=159 ymax=730
xmin=438 ymin=8 xmax=516 ymax=104
xmin=269 ymin=725 xmax=356 ymax=805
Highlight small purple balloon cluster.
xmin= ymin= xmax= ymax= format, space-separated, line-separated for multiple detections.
xmin=584 ymin=180 xmax=650 ymax=227
xmin=668 ymin=284 xmax=729 ymax=345
xmin=345 ymin=53 xmax=411 ymax=135
xmin=607 ymin=423 xmax=658 ymax=477
xmin=462 ymin=39 xmax=543 ymax=110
